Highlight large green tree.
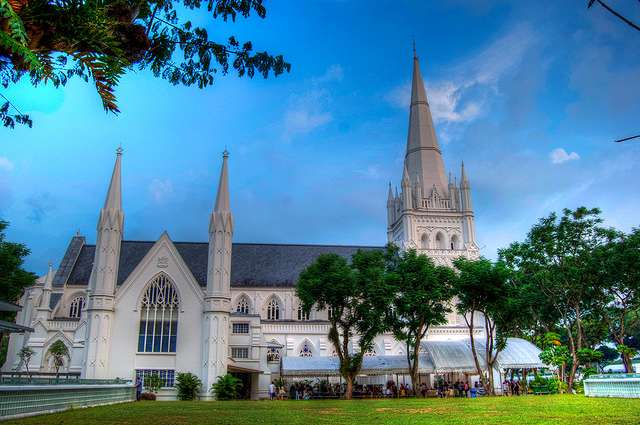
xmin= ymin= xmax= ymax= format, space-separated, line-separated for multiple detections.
xmin=296 ymin=250 xmax=392 ymax=399
xmin=0 ymin=220 xmax=36 ymax=368
xmin=0 ymin=0 xmax=290 ymax=128
xmin=498 ymin=207 xmax=616 ymax=391
xmin=594 ymin=228 xmax=640 ymax=372
xmin=385 ymin=246 xmax=455 ymax=396
xmin=453 ymin=257 xmax=520 ymax=395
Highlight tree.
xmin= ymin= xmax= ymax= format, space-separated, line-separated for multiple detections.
xmin=47 ymin=340 xmax=69 ymax=378
xmin=538 ymin=332 xmax=570 ymax=393
xmin=296 ymin=250 xmax=392 ymax=400
xmin=453 ymin=257 xmax=520 ymax=395
xmin=0 ymin=0 xmax=291 ymax=128
xmin=498 ymin=207 xmax=615 ymax=391
xmin=594 ymin=228 xmax=640 ymax=373
xmin=385 ymin=246 xmax=455 ymax=396
xmin=17 ymin=346 xmax=34 ymax=380
xmin=0 ymin=220 xmax=37 ymax=368
xmin=211 ymin=373 xmax=243 ymax=400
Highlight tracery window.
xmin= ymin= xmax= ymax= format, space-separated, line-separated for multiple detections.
xmin=266 ymin=298 xmax=280 ymax=320
xmin=236 ymin=296 xmax=250 ymax=315
xmin=68 ymin=296 xmax=85 ymax=318
xmin=297 ymin=305 xmax=309 ymax=321
xmin=299 ymin=342 xmax=313 ymax=357
xmin=267 ymin=347 xmax=280 ymax=362
xmin=450 ymin=234 xmax=460 ymax=250
xmin=435 ymin=232 xmax=446 ymax=249
xmin=137 ymin=274 xmax=179 ymax=353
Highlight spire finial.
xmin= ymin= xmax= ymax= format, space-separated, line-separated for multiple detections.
xmin=116 ymin=145 xmax=123 ymax=156
xmin=412 ymin=38 xmax=417 ymax=59
xmin=223 ymin=148 xmax=229 ymax=159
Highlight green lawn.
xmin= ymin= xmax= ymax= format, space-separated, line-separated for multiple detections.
xmin=5 ymin=395 xmax=640 ymax=425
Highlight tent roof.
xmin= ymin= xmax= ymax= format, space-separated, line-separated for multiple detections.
xmin=282 ymin=338 xmax=545 ymax=377
xmin=282 ymin=355 xmax=434 ymax=377
xmin=421 ymin=340 xmax=486 ymax=373
xmin=496 ymin=338 xmax=546 ymax=369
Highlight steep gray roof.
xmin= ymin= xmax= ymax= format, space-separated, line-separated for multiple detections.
xmin=52 ymin=236 xmax=85 ymax=287
xmin=58 ymin=239 xmax=382 ymax=288
xmin=49 ymin=293 xmax=63 ymax=310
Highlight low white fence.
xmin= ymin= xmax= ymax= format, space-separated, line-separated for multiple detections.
xmin=0 ymin=381 xmax=135 ymax=420
xmin=584 ymin=374 xmax=640 ymax=398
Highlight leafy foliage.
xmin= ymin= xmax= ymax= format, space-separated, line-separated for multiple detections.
xmin=385 ymin=246 xmax=454 ymax=395
xmin=453 ymin=256 xmax=521 ymax=394
xmin=0 ymin=0 xmax=291 ymax=127
xmin=17 ymin=346 xmax=34 ymax=378
xmin=47 ymin=340 xmax=69 ymax=377
xmin=0 ymin=220 xmax=37 ymax=320
xmin=211 ymin=373 xmax=243 ymax=400
xmin=296 ymin=249 xmax=392 ymax=399
xmin=175 ymin=371 xmax=201 ymax=400
xmin=143 ymin=374 xmax=163 ymax=393
xmin=498 ymin=207 xmax=616 ymax=390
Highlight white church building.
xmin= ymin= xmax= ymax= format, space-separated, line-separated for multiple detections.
xmin=3 ymin=52 xmax=542 ymax=399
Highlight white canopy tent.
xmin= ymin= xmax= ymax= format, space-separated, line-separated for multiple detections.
xmin=281 ymin=338 xmax=544 ymax=377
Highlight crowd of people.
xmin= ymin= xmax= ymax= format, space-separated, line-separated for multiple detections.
xmin=267 ymin=377 xmax=528 ymax=400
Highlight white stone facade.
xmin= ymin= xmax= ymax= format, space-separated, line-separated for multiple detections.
xmin=3 ymin=52 xmax=484 ymax=399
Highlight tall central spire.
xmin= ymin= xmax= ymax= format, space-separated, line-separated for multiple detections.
xmin=214 ymin=149 xmax=230 ymax=212
xmin=404 ymin=50 xmax=448 ymax=197
xmin=104 ymin=147 xmax=123 ymax=210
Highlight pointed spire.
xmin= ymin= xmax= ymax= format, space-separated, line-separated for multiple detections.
xmin=103 ymin=147 xmax=123 ymax=210
xmin=43 ymin=262 xmax=54 ymax=290
xmin=404 ymin=48 xmax=449 ymax=198
xmin=214 ymin=150 xmax=231 ymax=212
xmin=461 ymin=160 xmax=469 ymax=187
xmin=387 ymin=182 xmax=394 ymax=202
xmin=402 ymin=163 xmax=411 ymax=187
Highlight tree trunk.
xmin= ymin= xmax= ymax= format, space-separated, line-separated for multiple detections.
xmin=466 ymin=312 xmax=486 ymax=390
xmin=344 ymin=374 xmax=354 ymax=400
xmin=622 ymin=352 xmax=633 ymax=374
xmin=409 ymin=341 xmax=420 ymax=396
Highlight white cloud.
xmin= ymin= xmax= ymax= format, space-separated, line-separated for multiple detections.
xmin=313 ymin=64 xmax=344 ymax=84
xmin=149 ymin=178 xmax=173 ymax=203
xmin=283 ymin=110 xmax=332 ymax=136
xmin=0 ymin=156 xmax=14 ymax=172
xmin=384 ymin=23 xmax=537 ymax=128
xmin=549 ymin=148 xmax=580 ymax=164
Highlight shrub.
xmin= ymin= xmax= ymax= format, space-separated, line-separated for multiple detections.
xmin=211 ymin=374 xmax=243 ymax=400
xmin=144 ymin=374 xmax=163 ymax=393
xmin=140 ymin=392 xmax=157 ymax=401
xmin=175 ymin=372 xmax=201 ymax=400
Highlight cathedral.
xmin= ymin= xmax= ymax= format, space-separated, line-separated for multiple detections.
xmin=4 ymin=51 xmax=514 ymax=399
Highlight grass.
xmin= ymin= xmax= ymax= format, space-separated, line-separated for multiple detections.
xmin=5 ymin=395 xmax=640 ymax=425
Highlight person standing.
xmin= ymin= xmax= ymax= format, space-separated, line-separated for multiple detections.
xmin=135 ymin=376 xmax=142 ymax=401
xmin=269 ymin=381 xmax=276 ymax=400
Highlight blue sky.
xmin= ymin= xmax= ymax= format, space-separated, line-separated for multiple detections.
xmin=1 ymin=0 xmax=640 ymax=275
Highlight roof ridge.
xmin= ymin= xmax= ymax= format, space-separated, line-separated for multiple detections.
xmin=118 ymin=240 xmax=384 ymax=249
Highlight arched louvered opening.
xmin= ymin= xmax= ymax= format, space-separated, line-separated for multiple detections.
xmin=420 ymin=233 xmax=429 ymax=249
xmin=68 ymin=296 xmax=85 ymax=318
xmin=450 ymin=234 xmax=460 ymax=250
xmin=435 ymin=232 xmax=446 ymax=249
xmin=138 ymin=274 xmax=179 ymax=353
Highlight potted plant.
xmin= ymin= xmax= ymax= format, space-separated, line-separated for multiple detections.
xmin=141 ymin=374 xmax=163 ymax=400
xmin=47 ymin=340 xmax=69 ymax=379
xmin=17 ymin=346 xmax=35 ymax=382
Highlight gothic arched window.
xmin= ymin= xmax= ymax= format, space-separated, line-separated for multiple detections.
xmin=297 ymin=305 xmax=309 ymax=321
xmin=435 ymin=232 xmax=446 ymax=249
xmin=299 ymin=342 xmax=313 ymax=357
xmin=266 ymin=298 xmax=280 ymax=320
xmin=138 ymin=274 xmax=179 ymax=353
xmin=68 ymin=296 xmax=85 ymax=318
xmin=236 ymin=296 xmax=250 ymax=315
xmin=420 ymin=234 xmax=429 ymax=249
xmin=450 ymin=234 xmax=460 ymax=250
